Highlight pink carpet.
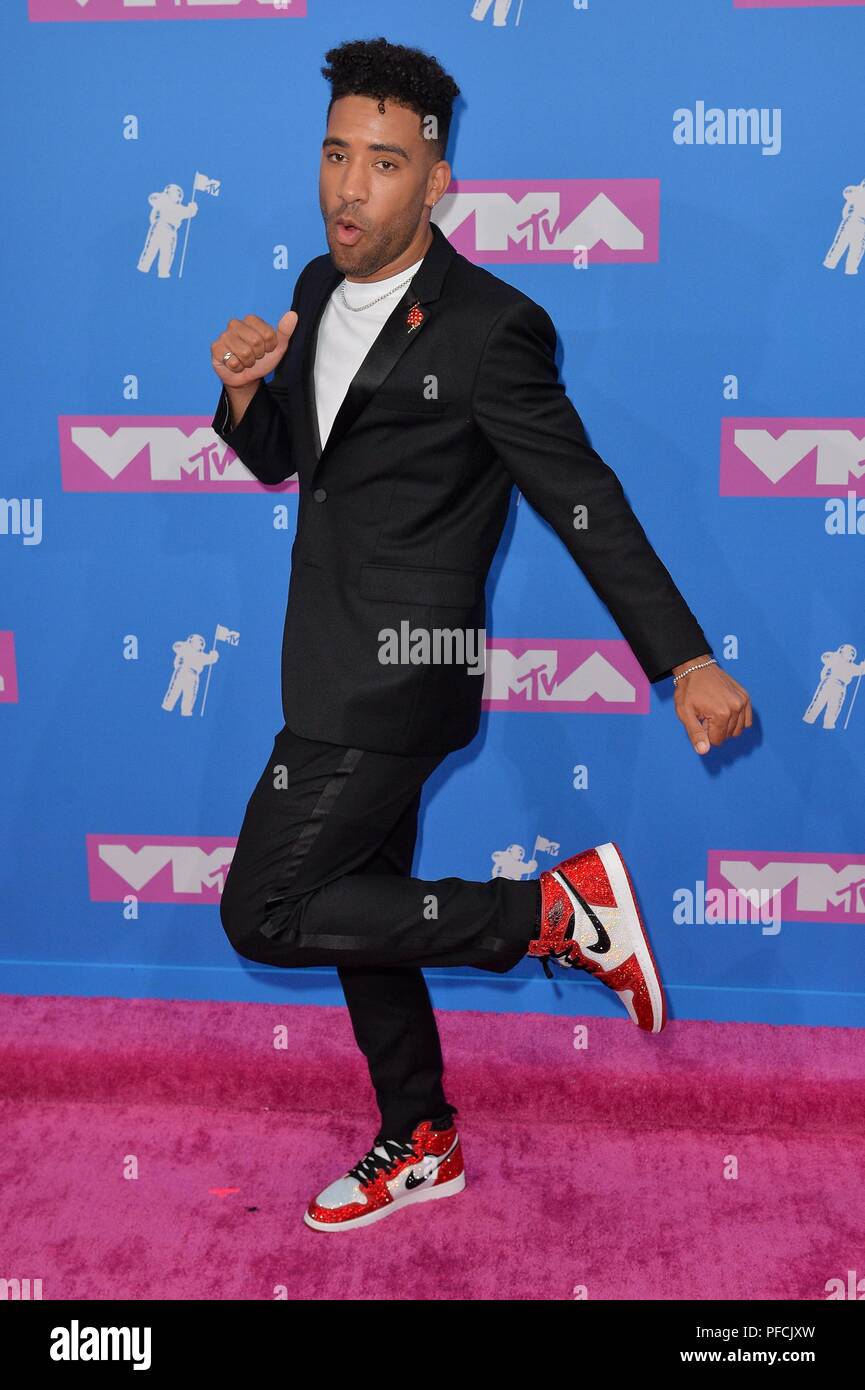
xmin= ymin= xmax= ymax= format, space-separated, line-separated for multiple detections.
xmin=1 ymin=992 xmax=863 ymax=1300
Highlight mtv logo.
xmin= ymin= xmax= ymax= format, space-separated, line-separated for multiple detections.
xmin=87 ymin=834 xmax=237 ymax=903
xmin=734 ymin=2 xmax=864 ymax=8
xmin=707 ymin=850 xmax=865 ymax=924
xmin=720 ymin=418 xmax=865 ymax=496
xmin=433 ymin=179 xmax=660 ymax=263
xmin=0 ymin=631 xmax=18 ymax=703
xmin=59 ymin=416 xmax=298 ymax=492
xmin=481 ymin=639 xmax=648 ymax=713
xmin=29 ymin=1 xmax=307 ymax=22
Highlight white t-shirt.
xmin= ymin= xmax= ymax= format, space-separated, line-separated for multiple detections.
xmin=313 ymin=254 xmax=425 ymax=448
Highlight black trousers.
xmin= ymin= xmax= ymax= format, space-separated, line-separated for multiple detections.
xmin=219 ymin=722 xmax=540 ymax=1140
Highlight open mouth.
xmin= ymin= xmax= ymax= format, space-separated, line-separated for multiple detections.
xmin=334 ymin=218 xmax=364 ymax=246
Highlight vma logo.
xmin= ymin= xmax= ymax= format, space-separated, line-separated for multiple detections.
xmin=433 ymin=180 xmax=659 ymax=264
xmin=734 ymin=2 xmax=864 ymax=8
xmin=29 ymin=1 xmax=305 ymax=23
xmin=707 ymin=851 xmax=865 ymax=925
xmin=87 ymin=835 xmax=236 ymax=904
xmin=481 ymin=639 xmax=649 ymax=713
xmin=59 ymin=417 xmax=298 ymax=492
xmin=720 ymin=419 xmax=865 ymax=497
xmin=0 ymin=632 xmax=19 ymax=703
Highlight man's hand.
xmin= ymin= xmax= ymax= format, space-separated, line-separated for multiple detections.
xmin=671 ymin=656 xmax=752 ymax=755
xmin=210 ymin=311 xmax=298 ymax=388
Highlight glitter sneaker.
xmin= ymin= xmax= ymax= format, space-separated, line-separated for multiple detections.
xmin=303 ymin=1112 xmax=464 ymax=1232
xmin=527 ymin=840 xmax=667 ymax=1033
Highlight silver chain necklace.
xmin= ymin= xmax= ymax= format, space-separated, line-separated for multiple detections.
xmin=338 ymin=273 xmax=415 ymax=312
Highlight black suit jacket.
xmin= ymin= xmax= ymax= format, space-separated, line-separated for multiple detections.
xmin=212 ymin=220 xmax=713 ymax=755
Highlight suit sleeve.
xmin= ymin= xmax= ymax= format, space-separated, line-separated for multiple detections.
xmin=471 ymin=298 xmax=714 ymax=683
xmin=210 ymin=263 xmax=309 ymax=485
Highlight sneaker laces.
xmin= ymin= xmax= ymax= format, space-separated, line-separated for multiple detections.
xmin=539 ymin=944 xmax=604 ymax=979
xmin=348 ymin=1136 xmax=417 ymax=1187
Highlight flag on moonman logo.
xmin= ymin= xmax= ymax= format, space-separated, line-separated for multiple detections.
xmin=215 ymin=625 xmax=239 ymax=646
xmin=193 ymin=172 xmax=220 ymax=197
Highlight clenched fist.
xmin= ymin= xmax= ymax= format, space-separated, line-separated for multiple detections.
xmin=210 ymin=311 xmax=299 ymax=388
xmin=671 ymin=658 xmax=753 ymax=755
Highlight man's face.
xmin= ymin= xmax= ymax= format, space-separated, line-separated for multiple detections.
xmin=319 ymin=94 xmax=449 ymax=278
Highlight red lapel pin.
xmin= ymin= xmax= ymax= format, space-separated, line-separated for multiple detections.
xmin=405 ymin=302 xmax=424 ymax=332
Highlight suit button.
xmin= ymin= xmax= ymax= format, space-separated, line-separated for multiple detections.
xmin=313 ymin=488 xmax=327 ymax=502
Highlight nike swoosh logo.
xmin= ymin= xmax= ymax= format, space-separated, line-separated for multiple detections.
xmin=555 ymin=872 xmax=612 ymax=955
xmin=403 ymin=1137 xmax=458 ymax=1190
xmin=404 ymin=1168 xmax=430 ymax=1190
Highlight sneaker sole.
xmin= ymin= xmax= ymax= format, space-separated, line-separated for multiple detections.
xmin=555 ymin=840 xmax=667 ymax=1033
xmin=302 ymin=1170 xmax=466 ymax=1232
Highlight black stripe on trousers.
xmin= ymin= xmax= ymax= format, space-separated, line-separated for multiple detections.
xmin=258 ymin=745 xmax=365 ymax=940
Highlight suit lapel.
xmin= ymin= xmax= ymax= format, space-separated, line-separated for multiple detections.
xmin=300 ymin=261 xmax=341 ymax=462
xmin=301 ymin=220 xmax=456 ymax=478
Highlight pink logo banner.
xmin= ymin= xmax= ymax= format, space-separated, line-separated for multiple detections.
xmin=59 ymin=416 xmax=297 ymax=492
xmin=30 ymin=0 xmax=305 ymax=22
xmin=0 ymin=632 xmax=19 ymax=704
xmin=734 ymin=2 xmax=864 ymax=8
xmin=707 ymin=850 xmax=865 ymax=925
xmin=435 ymin=180 xmax=660 ymax=264
xmin=87 ymin=834 xmax=236 ymax=903
xmin=720 ymin=418 xmax=865 ymax=497
xmin=481 ymin=638 xmax=649 ymax=714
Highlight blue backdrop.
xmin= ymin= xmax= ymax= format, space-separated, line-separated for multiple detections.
xmin=3 ymin=0 xmax=863 ymax=1026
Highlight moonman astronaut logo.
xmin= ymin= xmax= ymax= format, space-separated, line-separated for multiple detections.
xmin=802 ymin=643 xmax=865 ymax=730
xmin=471 ymin=0 xmax=523 ymax=25
xmin=491 ymin=836 xmax=560 ymax=880
xmin=823 ymin=180 xmax=865 ymax=276
xmin=137 ymin=172 xmax=220 ymax=280
xmin=161 ymin=624 xmax=239 ymax=718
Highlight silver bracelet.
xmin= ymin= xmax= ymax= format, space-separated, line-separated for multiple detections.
xmin=672 ymin=657 xmax=718 ymax=684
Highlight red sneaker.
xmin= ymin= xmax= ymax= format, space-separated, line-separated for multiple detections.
xmin=303 ymin=1116 xmax=465 ymax=1232
xmin=527 ymin=840 xmax=667 ymax=1033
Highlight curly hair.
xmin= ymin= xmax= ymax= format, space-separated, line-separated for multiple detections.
xmin=321 ymin=36 xmax=460 ymax=164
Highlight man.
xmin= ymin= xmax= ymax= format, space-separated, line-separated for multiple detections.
xmin=209 ymin=37 xmax=752 ymax=1234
